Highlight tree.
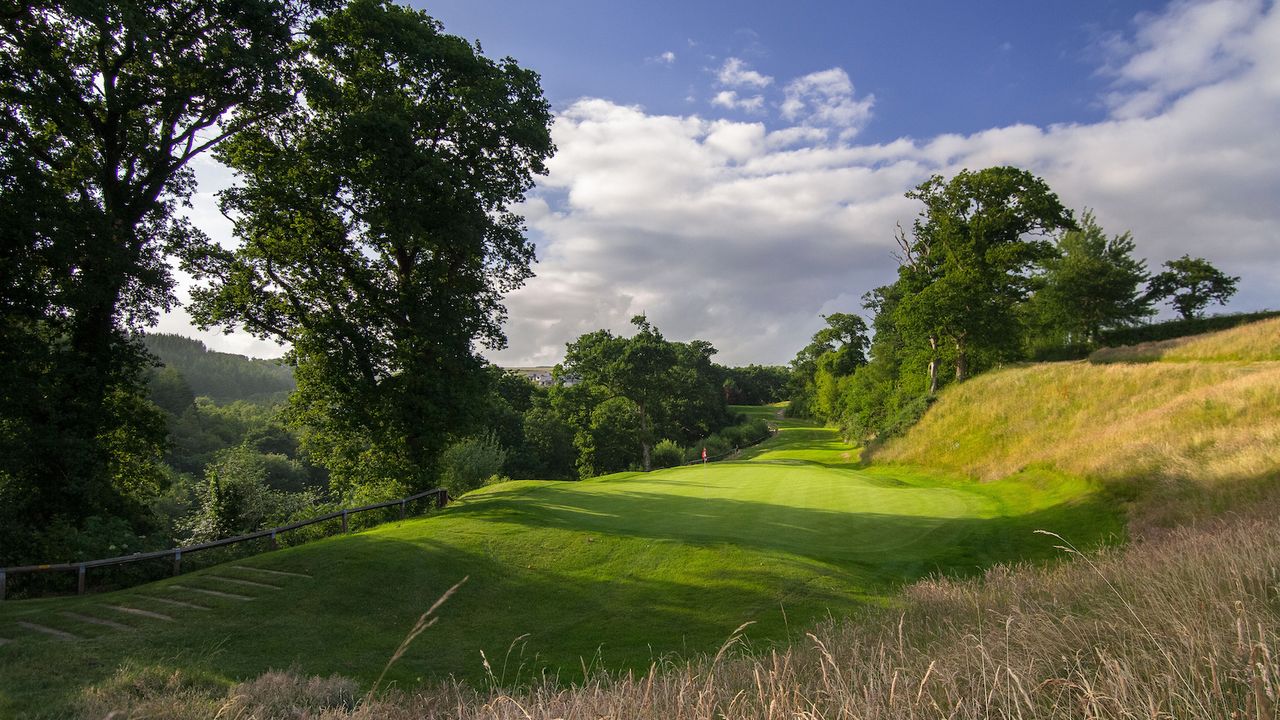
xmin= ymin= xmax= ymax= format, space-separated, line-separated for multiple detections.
xmin=561 ymin=316 xmax=678 ymax=471
xmin=186 ymin=0 xmax=555 ymax=494
xmin=893 ymin=167 xmax=1074 ymax=390
xmin=1027 ymin=210 xmax=1153 ymax=346
xmin=788 ymin=312 xmax=869 ymax=420
xmin=0 ymin=0 xmax=301 ymax=563
xmin=1146 ymin=255 xmax=1240 ymax=320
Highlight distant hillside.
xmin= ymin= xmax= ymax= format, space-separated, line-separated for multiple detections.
xmin=873 ymin=318 xmax=1280 ymax=512
xmin=143 ymin=333 xmax=295 ymax=404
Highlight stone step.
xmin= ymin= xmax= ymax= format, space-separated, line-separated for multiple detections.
xmin=170 ymin=585 xmax=253 ymax=601
xmin=17 ymin=621 xmax=79 ymax=641
xmin=149 ymin=596 xmax=210 ymax=611
xmin=232 ymin=565 xmax=311 ymax=579
xmin=205 ymin=575 xmax=282 ymax=590
xmin=105 ymin=605 xmax=173 ymax=622
xmin=61 ymin=612 xmax=132 ymax=631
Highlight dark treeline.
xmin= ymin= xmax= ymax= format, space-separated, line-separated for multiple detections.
xmin=789 ymin=167 xmax=1242 ymax=443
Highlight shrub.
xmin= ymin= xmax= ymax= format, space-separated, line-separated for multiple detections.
xmin=651 ymin=439 xmax=685 ymax=469
xmin=439 ymin=432 xmax=508 ymax=497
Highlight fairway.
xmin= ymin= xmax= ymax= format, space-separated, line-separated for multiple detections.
xmin=0 ymin=408 xmax=1120 ymax=717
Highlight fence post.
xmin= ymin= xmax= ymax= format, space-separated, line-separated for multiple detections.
xmin=270 ymin=530 xmax=278 ymax=550
xmin=399 ymin=499 xmax=406 ymax=519
xmin=172 ymin=549 xmax=182 ymax=576
xmin=341 ymin=510 xmax=348 ymax=533
xmin=77 ymin=564 xmax=86 ymax=595
xmin=1 ymin=569 xmax=6 ymax=601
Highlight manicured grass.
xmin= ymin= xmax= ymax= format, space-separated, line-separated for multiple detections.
xmin=0 ymin=408 xmax=1119 ymax=718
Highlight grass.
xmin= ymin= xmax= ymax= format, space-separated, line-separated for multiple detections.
xmin=0 ymin=407 xmax=1120 ymax=718
xmin=1090 ymin=316 xmax=1280 ymax=363
xmin=84 ymin=499 xmax=1280 ymax=719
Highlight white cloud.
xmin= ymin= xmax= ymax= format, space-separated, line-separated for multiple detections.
xmin=1103 ymin=0 xmax=1262 ymax=118
xmin=490 ymin=1 xmax=1280 ymax=366
xmin=648 ymin=50 xmax=676 ymax=65
xmin=716 ymin=57 xmax=773 ymax=88
xmin=780 ymin=68 xmax=875 ymax=138
xmin=174 ymin=0 xmax=1280 ymax=367
xmin=710 ymin=90 xmax=766 ymax=114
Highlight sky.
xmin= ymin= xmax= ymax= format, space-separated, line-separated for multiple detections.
xmin=161 ymin=0 xmax=1280 ymax=366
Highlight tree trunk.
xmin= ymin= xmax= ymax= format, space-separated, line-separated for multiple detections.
xmin=927 ymin=334 xmax=940 ymax=395
xmin=638 ymin=402 xmax=652 ymax=471
xmin=955 ymin=337 xmax=969 ymax=382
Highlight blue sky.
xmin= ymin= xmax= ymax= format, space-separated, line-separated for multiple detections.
xmin=420 ymin=1 xmax=1166 ymax=141
xmin=169 ymin=0 xmax=1280 ymax=365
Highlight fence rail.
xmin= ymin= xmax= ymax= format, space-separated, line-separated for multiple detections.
xmin=0 ymin=487 xmax=448 ymax=601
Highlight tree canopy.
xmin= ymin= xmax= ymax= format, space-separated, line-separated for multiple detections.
xmin=1147 ymin=255 xmax=1240 ymax=320
xmin=185 ymin=0 xmax=555 ymax=495
xmin=0 ymin=0 xmax=302 ymax=564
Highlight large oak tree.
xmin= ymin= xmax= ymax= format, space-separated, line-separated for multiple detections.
xmin=186 ymin=0 xmax=555 ymax=494
xmin=0 ymin=0 xmax=300 ymax=562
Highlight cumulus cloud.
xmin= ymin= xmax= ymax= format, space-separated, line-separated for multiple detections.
xmin=175 ymin=1 xmax=1280 ymax=366
xmin=490 ymin=0 xmax=1280 ymax=366
xmin=710 ymin=90 xmax=766 ymax=113
xmin=780 ymin=68 xmax=875 ymax=139
xmin=648 ymin=50 xmax=677 ymax=65
xmin=716 ymin=57 xmax=773 ymax=88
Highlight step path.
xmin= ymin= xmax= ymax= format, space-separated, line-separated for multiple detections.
xmin=3 ymin=564 xmax=310 ymax=646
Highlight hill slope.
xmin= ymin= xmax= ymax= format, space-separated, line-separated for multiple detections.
xmin=874 ymin=318 xmax=1280 ymax=518
xmin=0 ymin=409 xmax=1117 ymax=718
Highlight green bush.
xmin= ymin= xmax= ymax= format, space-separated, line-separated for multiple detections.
xmin=439 ymin=432 xmax=508 ymax=497
xmin=651 ymin=439 xmax=685 ymax=469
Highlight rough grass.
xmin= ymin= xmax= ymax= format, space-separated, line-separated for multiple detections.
xmin=80 ymin=499 xmax=1280 ymax=719
xmin=873 ymin=359 xmax=1280 ymax=495
xmin=0 ymin=408 xmax=1119 ymax=718
xmin=1090 ymin=316 xmax=1280 ymax=363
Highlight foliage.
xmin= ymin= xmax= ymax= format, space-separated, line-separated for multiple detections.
xmin=185 ymin=0 xmax=555 ymax=494
xmin=893 ymin=167 xmax=1074 ymax=388
xmin=651 ymin=439 xmax=686 ymax=469
xmin=0 ymin=0 xmax=302 ymax=567
xmin=1146 ymin=254 xmax=1240 ymax=320
xmin=144 ymin=334 xmax=294 ymax=404
xmin=1097 ymin=309 xmax=1280 ymax=347
xmin=789 ymin=313 xmax=870 ymax=421
xmin=1024 ymin=210 xmax=1153 ymax=348
xmin=561 ymin=316 xmax=679 ymax=471
xmin=184 ymin=445 xmax=318 ymax=543
xmin=438 ymin=432 xmax=508 ymax=497
xmin=512 ymin=404 xmax=578 ymax=480
xmin=720 ymin=365 xmax=791 ymax=405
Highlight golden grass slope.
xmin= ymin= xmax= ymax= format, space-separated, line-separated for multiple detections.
xmin=875 ymin=321 xmax=1280 ymax=489
xmin=1090 ymin=316 xmax=1280 ymax=363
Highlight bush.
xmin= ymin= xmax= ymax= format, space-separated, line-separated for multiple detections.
xmin=651 ymin=439 xmax=685 ymax=469
xmin=439 ymin=432 xmax=508 ymax=497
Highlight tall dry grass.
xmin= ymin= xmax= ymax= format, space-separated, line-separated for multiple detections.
xmin=1090 ymin=317 xmax=1280 ymax=364
xmin=83 ymin=504 xmax=1280 ymax=719
xmin=873 ymin=360 xmax=1280 ymax=492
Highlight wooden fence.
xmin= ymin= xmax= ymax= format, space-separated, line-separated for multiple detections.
xmin=0 ymin=487 xmax=448 ymax=601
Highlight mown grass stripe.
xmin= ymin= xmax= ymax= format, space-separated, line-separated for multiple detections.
xmin=16 ymin=622 xmax=78 ymax=641
xmin=170 ymin=585 xmax=253 ymax=601
xmin=232 ymin=565 xmax=311 ymax=579
xmin=105 ymin=605 xmax=173 ymax=622
xmin=204 ymin=575 xmax=282 ymax=590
